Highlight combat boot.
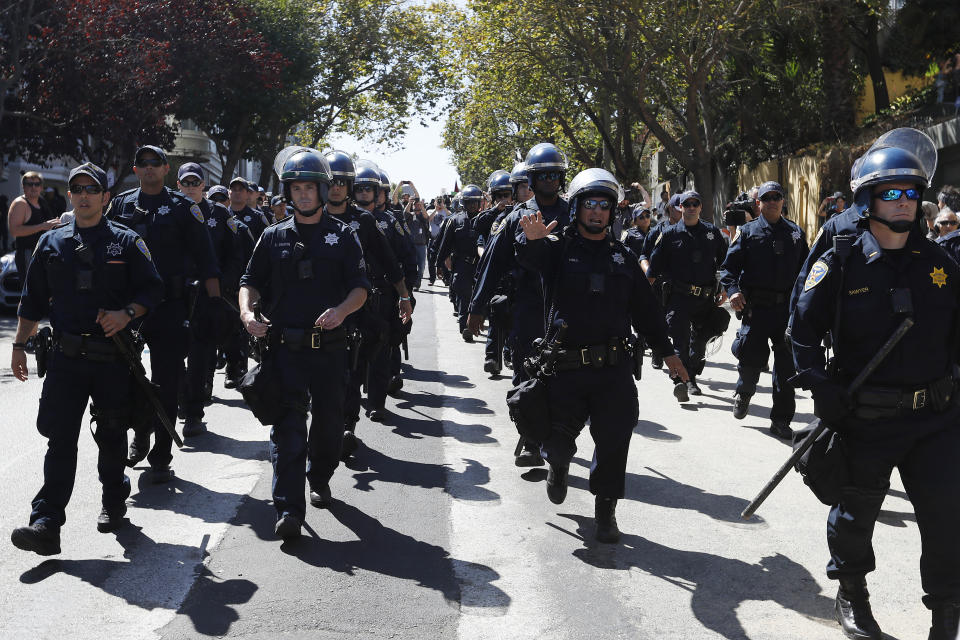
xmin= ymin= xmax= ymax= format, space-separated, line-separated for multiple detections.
xmin=673 ymin=380 xmax=689 ymax=403
xmin=835 ymin=576 xmax=882 ymax=640
xmin=769 ymin=418 xmax=793 ymax=440
xmin=594 ymin=497 xmax=621 ymax=543
xmin=686 ymin=377 xmax=703 ymax=396
xmin=651 ymin=354 xmax=663 ymax=370
xmin=461 ymin=328 xmax=473 ymax=343
xmin=515 ymin=441 xmax=544 ymax=467
xmin=309 ymin=483 xmax=332 ymax=508
xmin=275 ymin=514 xmax=301 ymax=541
xmin=340 ymin=424 xmax=360 ymax=461
xmin=483 ymin=360 xmax=501 ymax=376
xmin=10 ymin=522 xmax=61 ymax=556
xmin=96 ymin=504 xmax=127 ymax=533
xmin=387 ymin=374 xmax=403 ymax=396
xmin=732 ymin=393 xmax=751 ymax=419
xmin=929 ymin=604 xmax=960 ymax=640
xmin=546 ymin=462 xmax=569 ymax=504
xmin=182 ymin=417 xmax=206 ymax=437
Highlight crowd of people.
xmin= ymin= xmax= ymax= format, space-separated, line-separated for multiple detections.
xmin=5 ymin=127 xmax=960 ymax=640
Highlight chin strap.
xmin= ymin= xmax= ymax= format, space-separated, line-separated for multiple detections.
xmin=868 ymin=214 xmax=914 ymax=234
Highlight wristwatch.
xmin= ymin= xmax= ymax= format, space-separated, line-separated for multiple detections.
xmin=124 ymin=305 xmax=136 ymax=319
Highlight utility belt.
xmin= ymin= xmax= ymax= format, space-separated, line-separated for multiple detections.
xmin=852 ymin=373 xmax=956 ymax=419
xmin=456 ymin=254 xmax=478 ymax=266
xmin=271 ymin=326 xmax=347 ymax=351
xmin=54 ymin=331 xmax=122 ymax=362
xmin=743 ymin=287 xmax=789 ymax=307
xmin=670 ymin=280 xmax=716 ymax=298
xmin=554 ymin=338 xmax=631 ymax=371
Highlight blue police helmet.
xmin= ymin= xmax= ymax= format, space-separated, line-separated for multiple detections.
xmin=352 ymin=159 xmax=381 ymax=187
xmin=509 ymin=162 xmax=528 ymax=184
xmin=523 ymin=143 xmax=568 ymax=187
xmin=487 ymin=170 xmax=511 ymax=193
xmin=323 ymin=150 xmax=356 ymax=190
xmin=566 ymin=168 xmax=622 ymax=221
xmin=377 ymin=168 xmax=391 ymax=193
xmin=460 ymin=184 xmax=484 ymax=203
xmin=850 ymin=146 xmax=928 ymax=214
xmin=279 ymin=148 xmax=331 ymax=208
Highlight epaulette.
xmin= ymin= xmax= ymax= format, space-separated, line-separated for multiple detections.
xmin=115 ymin=187 xmax=138 ymax=199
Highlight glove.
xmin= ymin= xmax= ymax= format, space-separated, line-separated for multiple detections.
xmin=811 ymin=380 xmax=852 ymax=426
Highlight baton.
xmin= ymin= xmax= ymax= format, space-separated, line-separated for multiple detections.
xmin=740 ymin=316 xmax=914 ymax=519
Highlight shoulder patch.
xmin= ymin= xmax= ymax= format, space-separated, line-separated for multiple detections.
xmin=490 ymin=220 xmax=503 ymax=236
xmin=135 ymin=237 xmax=152 ymax=261
xmin=190 ymin=203 xmax=204 ymax=223
xmin=804 ymin=259 xmax=829 ymax=291
xmin=226 ymin=217 xmax=239 ymax=233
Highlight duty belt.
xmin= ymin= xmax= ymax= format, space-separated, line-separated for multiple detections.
xmin=743 ymin=288 xmax=789 ymax=306
xmin=554 ymin=339 xmax=630 ymax=371
xmin=853 ymin=374 xmax=955 ymax=418
xmin=275 ymin=326 xmax=347 ymax=351
xmin=673 ymin=281 xmax=715 ymax=298
xmin=54 ymin=331 xmax=122 ymax=362
xmin=457 ymin=255 xmax=478 ymax=265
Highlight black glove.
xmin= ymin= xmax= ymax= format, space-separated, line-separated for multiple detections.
xmin=811 ymin=380 xmax=852 ymax=426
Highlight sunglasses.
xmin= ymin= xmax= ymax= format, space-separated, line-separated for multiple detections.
xmin=682 ymin=200 xmax=701 ymax=208
xmin=873 ymin=188 xmax=921 ymax=201
xmin=69 ymin=184 xmax=104 ymax=194
xmin=180 ymin=178 xmax=202 ymax=187
xmin=331 ymin=177 xmax=350 ymax=187
xmin=210 ymin=194 xmax=228 ymax=203
xmin=354 ymin=185 xmax=375 ymax=193
xmin=22 ymin=181 xmax=43 ymax=188
xmin=135 ymin=158 xmax=164 ymax=168
xmin=582 ymin=198 xmax=613 ymax=211
xmin=536 ymin=171 xmax=563 ymax=181
xmin=760 ymin=193 xmax=783 ymax=202
xmin=940 ymin=220 xmax=959 ymax=227
xmin=637 ymin=212 xmax=651 ymax=219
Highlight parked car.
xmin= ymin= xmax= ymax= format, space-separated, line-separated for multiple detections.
xmin=0 ymin=251 xmax=23 ymax=310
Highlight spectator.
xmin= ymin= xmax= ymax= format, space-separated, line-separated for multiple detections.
xmin=43 ymin=186 xmax=67 ymax=216
xmin=656 ymin=189 xmax=669 ymax=220
xmin=8 ymin=171 xmax=58 ymax=278
xmin=817 ymin=191 xmax=845 ymax=226
xmin=403 ymin=196 xmax=431 ymax=288
xmin=922 ymin=201 xmax=940 ymax=240
xmin=935 ymin=208 xmax=959 ymax=239
xmin=938 ymin=185 xmax=960 ymax=213
xmin=427 ymin=195 xmax=450 ymax=285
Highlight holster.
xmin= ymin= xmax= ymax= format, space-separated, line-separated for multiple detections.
xmin=505 ymin=376 xmax=552 ymax=442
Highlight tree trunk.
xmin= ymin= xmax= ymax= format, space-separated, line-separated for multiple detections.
xmin=818 ymin=0 xmax=856 ymax=138
xmin=864 ymin=13 xmax=890 ymax=113
xmin=220 ymin=119 xmax=249 ymax=187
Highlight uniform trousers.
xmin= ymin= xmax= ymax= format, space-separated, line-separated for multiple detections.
xmin=664 ymin=291 xmax=715 ymax=377
xmin=731 ymin=304 xmax=796 ymax=420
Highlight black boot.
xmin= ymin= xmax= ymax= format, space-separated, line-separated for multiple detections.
xmin=340 ymin=423 xmax=360 ymax=461
xmin=686 ymin=377 xmax=702 ymax=396
xmin=594 ymin=497 xmax=621 ymax=543
xmin=515 ymin=441 xmax=544 ymax=467
xmin=732 ymin=393 xmax=751 ymax=419
xmin=10 ymin=523 xmax=61 ymax=556
xmin=546 ymin=462 xmax=568 ymax=504
xmin=182 ymin=416 xmax=206 ymax=437
xmin=96 ymin=504 xmax=127 ymax=533
xmin=929 ymin=604 xmax=960 ymax=640
xmin=835 ymin=576 xmax=882 ymax=640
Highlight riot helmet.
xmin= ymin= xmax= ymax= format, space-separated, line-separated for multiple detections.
xmin=324 ymin=149 xmax=356 ymax=195
xmin=850 ymin=127 xmax=936 ymax=231
xmin=567 ymin=168 xmax=622 ymax=235
xmin=523 ymin=143 xmax=568 ymax=195
xmin=460 ymin=184 xmax=484 ymax=215
xmin=487 ymin=169 xmax=511 ymax=196
xmin=275 ymin=146 xmax=330 ymax=216
xmin=352 ymin=159 xmax=381 ymax=207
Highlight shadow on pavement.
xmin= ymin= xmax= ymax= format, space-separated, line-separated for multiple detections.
xmin=130 ymin=474 xmax=256 ymax=523
xmin=345 ymin=445 xmax=499 ymax=502
xmin=557 ymin=514 xmax=837 ymax=640
xmin=634 ymin=419 xmax=682 ymax=442
xmin=19 ymin=525 xmax=256 ymax=636
xmin=386 ymin=408 xmax=497 ymax=445
xmin=401 ymin=365 xmax=475 ymax=389
xmin=281 ymin=500 xmax=510 ymax=611
xmin=181 ymin=429 xmax=269 ymax=462
xmin=395 ymin=389 xmax=494 ymax=415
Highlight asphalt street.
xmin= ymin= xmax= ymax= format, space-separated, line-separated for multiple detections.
xmin=0 ymin=282 xmax=929 ymax=640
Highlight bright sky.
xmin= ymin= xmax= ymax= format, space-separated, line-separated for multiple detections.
xmin=326 ymin=116 xmax=462 ymax=201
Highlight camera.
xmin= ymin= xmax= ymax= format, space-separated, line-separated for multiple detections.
xmin=626 ymin=187 xmax=641 ymax=204
xmin=723 ymin=192 xmax=754 ymax=227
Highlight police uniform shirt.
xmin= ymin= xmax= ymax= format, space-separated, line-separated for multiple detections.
xmin=240 ymin=214 xmax=370 ymax=329
xmin=790 ymin=206 xmax=865 ymax=310
xmin=233 ymin=205 xmax=270 ymax=239
xmin=330 ymin=205 xmax=403 ymax=288
xmin=638 ymin=220 xmax=669 ymax=264
xmin=935 ymin=229 xmax=960 ymax=267
xmin=437 ymin=210 xmax=480 ymax=266
xmin=469 ymin=196 xmax=569 ymax=315
xmin=623 ymin=227 xmax=647 ymax=258
xmin=791 ymin=229 xmax=960 ymax=390
xmin=647 ymin=219 xmax=729 ymax=285
xmin=106 ymin=187 xmax=219 ymax=284
xmin=515 ymin=227 xmax=674 ymax=354
xmin=719 ymin=215 xmax=809 ymax=297
xmin=19 ymin=218 xmax=164 ymax=334
xmin=373 ymin=207 xmax=418 ymax=289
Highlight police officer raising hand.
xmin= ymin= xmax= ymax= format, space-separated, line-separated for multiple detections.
xmin=518 ymin=211 xmax=558 ymax=239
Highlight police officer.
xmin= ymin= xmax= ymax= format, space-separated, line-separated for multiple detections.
xmin=623 ymin=204 xmax=652 ymax=255
xmin=228 ymin=176 xmax=270 ymax=240
xmin=639 ymin=192 xmax=683 ymax=370
xmin=106 ymin=146 xmax=220 ymax=482
xmin=790 ymin=130 xmax=960 ymax=640
xmin=240 ymin=148 xmax=369 ymax=540
xmin=719 ymin=181 xmax=807 ymax=438
xmin=207 ymin=184 xmax=230 ymax=206
xmin=515 ymin=168 xmax=688 ymax=542
xmin=176 ymin=162 xmax=249 ymax=436
xmin=467 ymin=143 xmax=571 ymax=466
xmin=474 ymin=170 xmax=513 ymax=246
xmin=648 ymin=190 xmax=729 ymax=400
xmin=324 ymin=151 xmax=410 ymax=447
xmin=10 ymin=163 xmax=164 ymax=555
xmin=350 ymin=160 xmax=414 ymax=421
xmin=438 ymin=184 xmax=484 ymax=342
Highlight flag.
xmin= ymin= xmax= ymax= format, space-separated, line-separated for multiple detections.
xmin=453 ymin=180 xmax=459 ymax=193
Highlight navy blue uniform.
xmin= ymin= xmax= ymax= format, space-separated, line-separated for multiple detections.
xmin=516 ymin=227 xmax=674 ymax=497
xmin=469 ymin=196 xmax=570 ymax=384
xmin=106 ymin=187 xmax=219 ymax=469
xmin=791 ymin=229 xmax=960 ymax=608
xmin=333 ymin=205 xmax=403 ymax=423
xmin=936 ymin=229 xmax=960 ymax=266
xmin=233 ymin=206 xmax=270 ymax=240
xmin=648 ymin=219 xmax=729 ymax=377
xmin=623 ymin=227 xmax=647 ymax=258
xmin=19 ymin=218 xmax=163 ymax=530
xmin=437 ymin=210 xmax=481 ymax=332
xmin=720 ymin=215 xmax=808 ymax=420
xmin=790 ymin=206 xmax=865 ymax=311
xmin=240 ymin=214 xmax=370 ymax=521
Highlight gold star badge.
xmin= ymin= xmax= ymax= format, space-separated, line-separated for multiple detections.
xmin=931 ymin=267 xmax=948 ymax=288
